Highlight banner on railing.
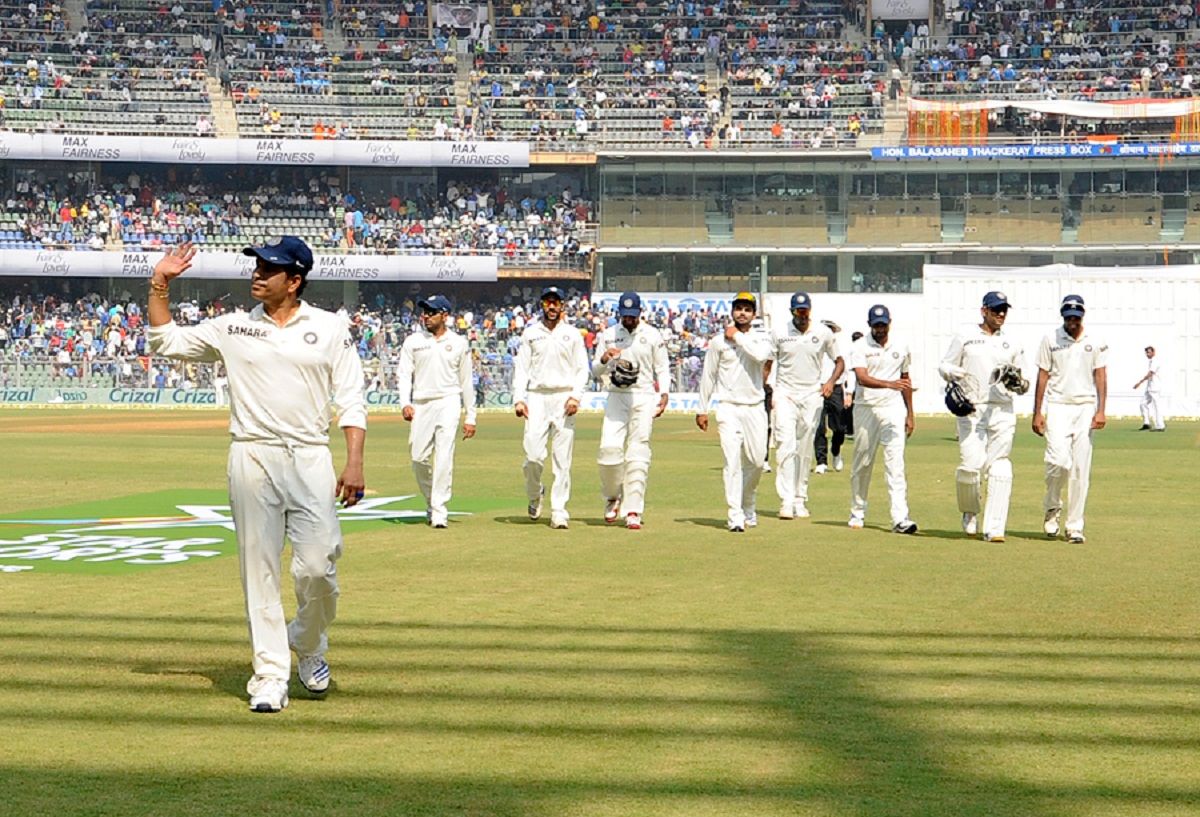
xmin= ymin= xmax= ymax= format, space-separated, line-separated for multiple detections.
xmin=871 ymin=0 xmax=930 ymax=20
xmin=0 ymin=250 xmax=498 ymax=281
xmin=0 ymin=134 xmax=529 ymax=168
xmin=590 ymin=292 xmax=739 ymax=315
xmin=872 ymin=142 xmax=1200 ymax=160
xmin=434 ymin=3 xmax=487 ymax=27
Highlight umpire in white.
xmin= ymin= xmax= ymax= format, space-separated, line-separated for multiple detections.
xmin=398 ymin=294 xmax=477 ymax=528
xmin=592 ymin=291 xmax=670 ymax=529
xmin=938 ymin=291 xmax=1026 ymax=542
xmin=847 ymin=304 xmax=917 ymax=534
xmin=764 ymin=292 xmax=843 ymax=520
xmin=148 ymin=238 xmax=366 ymax=713
xmin=696 ymin=292 xmax=774 ymax=532
xmin=513 ymin=286 xmax=590 ymax=529
xmin=1032 ymin=295 xmax=1107 ymax=544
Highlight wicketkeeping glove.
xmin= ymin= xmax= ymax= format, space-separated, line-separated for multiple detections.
xmin=991 ymin=363 xmax=1029 ymax=395
xmin=944 ymin=381 xmax=975 ymax=417
xmin=610 ymin=357 xmax=640 ymax=388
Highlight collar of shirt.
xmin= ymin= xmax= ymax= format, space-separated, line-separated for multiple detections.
xmin=1055 ymin=325 xmax=1085 ymax=345
xmin=249 ymin=300 xmax=313 ymax=328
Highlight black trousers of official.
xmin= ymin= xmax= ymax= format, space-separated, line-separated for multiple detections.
xmin=814 ymin=385 xmax=851 ymax=466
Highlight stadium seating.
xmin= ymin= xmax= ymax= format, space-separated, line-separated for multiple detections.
xmin=846 ymin=199 xmax=941 ymax=244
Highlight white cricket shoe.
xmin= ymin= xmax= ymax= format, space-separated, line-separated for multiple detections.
xmin=847 ymin=514 xmax=865 ymax=530
xmin=892 ymin=519 xmax=918 ymax=535
xmin=814 ymin=463 xmax=828 ymax=475
xmin=833 ymin=454 xmax=844 ymax=472
xmin=550 ymin=513 xmax=569 ymax=530
xmin=727 ymin=522 xmax=745 ymax=533
xmin=982 ymin=533 xmax=1006 ymax=543
xmin=762 ymin=462 xmax=772 ymax=473
xmin=247 ymin=675 xmax=288 ymax=713
xmin=744 ymin=513 xmax=758 ymax=528
xmin=1043 ymin=509 xmax=1060 ymax=538
xmin=1066 ymin=530 xmax=1086 ymax=544
xmin=625 ymin=512 xmax=642 ymax=530
xmin=604 ymin=498 xmax=621 ymax=524
xmin=793 ymin=503 xmax=810 ymax=518
xmin=297 ymin=654 xmax=331 ymax=694
xmin=962 ymin=513 xmax=978 ymax=536
xmin=778 ymin=503 xmax=794 ymax=520
xmin=528 ymin=487 xmax=544 ymax=521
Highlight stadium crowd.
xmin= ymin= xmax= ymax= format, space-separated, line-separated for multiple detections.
xmin=0 ymin=169 xmax=595 ymax=265
xmin=1 ymin=285 xmax=728 ymax=394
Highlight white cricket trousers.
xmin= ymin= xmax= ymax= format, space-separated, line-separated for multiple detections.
xmin=1140 ymin=389 xmax=1164 ymax=430
xmin=1043 ymin=401 xmax=1095 ymax=533
xmin=227 ymin=441 xmax=341 ymax=683
xmin=716 ymin=402 xmax=767 ymax=527
xmin=410 ymin=394 xmax=461 ymax=525
xmin=523 ymin=389 xmax=576 ymax=519
xmin=773 ymin=389 xmax=823 ymax=507
xmin=850 ymin=402 xmax=910 ymax=526
xmin=598 ymin=390 xmax=656 ymax=516
xmin=956 ymin=404 xmax=1016 ymax=535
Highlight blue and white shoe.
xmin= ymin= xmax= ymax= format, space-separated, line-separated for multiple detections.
xmin=297 ymin=654 xmax=331 ymax=694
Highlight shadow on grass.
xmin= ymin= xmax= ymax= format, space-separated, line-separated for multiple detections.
xmin=5 ymin=618 xmax=1200 ymax=815
xmin=674 ymin=517 xmax=729 ymax=529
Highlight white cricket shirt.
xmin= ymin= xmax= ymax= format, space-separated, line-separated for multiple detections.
xmin=512 ymin=318 xmax=590 ymax=403
xmin=1036 ymin=326 xmax=1107 ymax=405
xmin=148 ymin=301 xmax=367 ymax=445
xmin=938 ymin=324 xmax=1025 ymax=406
xmin=850 ymin=333 xmax=911 ymax=409
xmin=772 ymin=320 xmax=840 ymax=396
xmin=698 ymin=327 xmax=774 ymax=407
xmin=1145 ymin=356 xmax=1161 ymax=393
xmin=591 ymin=321 xmax=670 ymax=394
xmin=397 ymin=327 xmax=477 ymax=425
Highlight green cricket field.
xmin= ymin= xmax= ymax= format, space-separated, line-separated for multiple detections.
xmin=0 ymin=409 xmax=1196 ymax=817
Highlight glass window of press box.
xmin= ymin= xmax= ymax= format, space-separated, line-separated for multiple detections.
xmin=597 ymin=165 xmax=1200 ymax=293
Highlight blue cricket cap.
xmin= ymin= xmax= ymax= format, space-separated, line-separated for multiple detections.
xmin=1060 ymin=294 xmax=1085 ymax=317
xmin=617 ymin=291 xmax=642 ymax=317
xmin=540 ymin=286 xmax=565 ymax=301
xmin=790 ymin=291 xmax=812 ymax=310
xmin=867 ymin=304 xmax=891 ymax=325
xmin=242 ymin=235 xmax=314 ymax=273
xmin=982 ymin=290 xmax=1010 ymax=309
xmin=418 ymin=294 xmax=452 ymax=313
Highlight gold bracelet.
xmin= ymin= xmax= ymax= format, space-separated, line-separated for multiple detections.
xmin=149 ymin=280 xmax=169 ymax=295
xmin=150 ymin=290 xmax=171 ymax=300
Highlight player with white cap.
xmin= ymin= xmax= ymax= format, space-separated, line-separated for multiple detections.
xmin=938 ymin=291 xmax=1027 ymax=542
xmin=593 ymin=291 xmax=670 ymax=529
xmin=397 ymin=294 xmax=476 ymax=529
xmin=512 ymin=286 xmax=590 ymax=529
xmin=696 ymin=292 xmax=774 ymax=532
xmin=148 ymin=237 xmax=366 ymax=713
xmin=847 ymin=304 xmax=917 ymax=534
xmin=764 ymin=292 xmax=843 ymax=519
xmin=1032 ymin=294 xmax=1107 ymax=544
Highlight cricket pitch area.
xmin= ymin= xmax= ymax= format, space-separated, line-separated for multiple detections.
xmin=1 ymin=409 xmax=1196 ymax=817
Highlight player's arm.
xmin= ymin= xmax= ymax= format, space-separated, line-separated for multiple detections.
xmin=653 ymin=333 xmax=670 ymax=417
xmin=146 ymin=243 xmax=222 ymax=360
xmin=853 ymin=367 xmax=910 ymax=394
xmin=1031 ymin=368 xmax=1050 ymax=436
xmin=901 ymin=371 xmax=914 ymax=436
xmin=512 ymin=332 xmax=530 ymax=418
xmin=823 ymin=352 xmax=845 ymax=398
xmin=1092 ymin=366 xmax=1107 ymax=430
xmin=397 ymin=337 xmax=416 ymax=421
xmin=937 ymin=333 xmax=966 ymax=382
xmin=730 ymin=328 xmax=773 ymax=363
xmin=696 ymin=342 xmax=718 ymax=431
xmin=331 ymin=330 xmax=367 ymax=507
xmin=591 ymin=329 xmax=616 ymax=378
xmin=458 ymin=342 xmax=476 ymax=438
xmin=565 ymin=332 xmax=589 ymax=416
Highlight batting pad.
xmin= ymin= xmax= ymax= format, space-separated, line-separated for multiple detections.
xmin=955 ymin=467 xmax=982 ymax=514
xmin=982 ymin=458 xmax=1013 ymax=537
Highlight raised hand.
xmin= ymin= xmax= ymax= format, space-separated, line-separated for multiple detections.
xmin=153 ymin=242 xmax=197 ymax=283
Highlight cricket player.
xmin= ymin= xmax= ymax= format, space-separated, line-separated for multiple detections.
xmin=397 ymin=294 xmax=477 ymax=529
xmin=512 ymin=286 xmax=590 ymax=529
xmin=938 ymin=291 xmax=1026 ymax=542
xmin=1032 ymin=295 xmax=1107 ymax=544
xmin=1133 ymin=346 xmax=1165 ymax=432
xmin=148 ymin=237 xmax=366 ymax=713
xmin=592 ymin=291 xmax=670 ymax=529
xmin=848 ymin=304 xmax=917 ymax=534
xmin=813 ymin=320 xmax=852 ymax=475
xmin=696 ymin=292 xmax=774 ymax=532
xmin=764 ymin=292 xmax=843 ymax=519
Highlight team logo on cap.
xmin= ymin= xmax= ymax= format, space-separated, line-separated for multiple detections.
xmin=874 ymin=308 xmax=885 ymax=316
xmin=303 ymin=332 xmax=318 ymax=345
xmin=266 ymin=236 xmax=283 ymax=247
xmin=623 ymin=298 xmax=634 ymax=308
xmin=996 ymin=291 xmax=1006 ymax=300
